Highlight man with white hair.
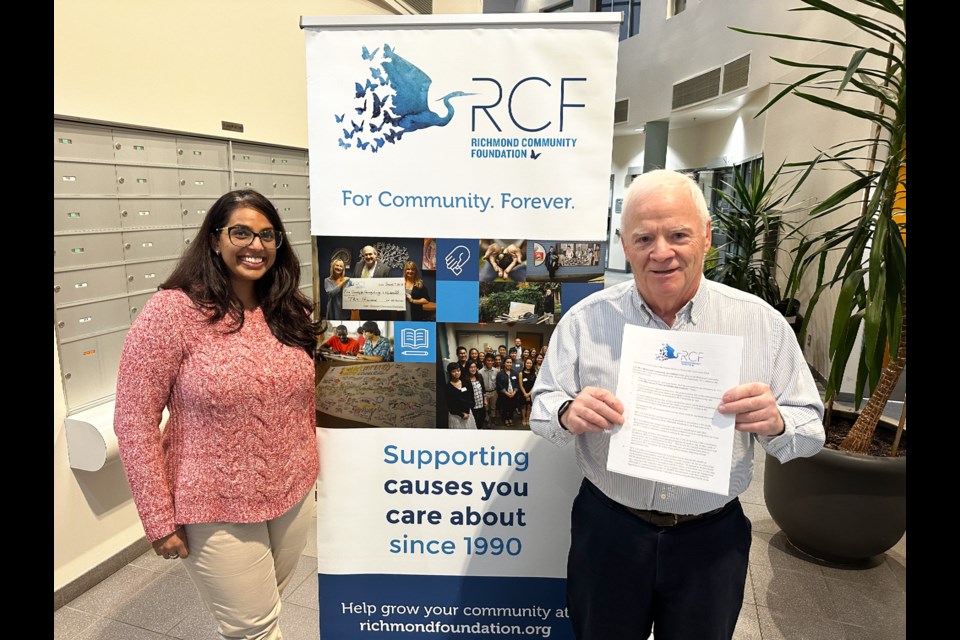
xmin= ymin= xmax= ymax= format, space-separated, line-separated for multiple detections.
xmin=531 ymin=169 xmax=824 ymax=640
xmin=353 ymin=245 xmax=390 ymax=278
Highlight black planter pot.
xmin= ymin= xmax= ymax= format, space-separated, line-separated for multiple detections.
xmin=774 ymin=298 xmax=804 ymax=341
xmin=763 ymin=411 xmax=906 ymax=564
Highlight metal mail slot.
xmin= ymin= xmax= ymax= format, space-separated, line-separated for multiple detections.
xmin=56 ymin=298 xmax=131 ymax=341
xmin=54 ymin=265 xmax=127 ymax=305
xmin=54 ymin=122 xmax=116 ymax=162
xmin=54 ymin=233 xmax=124 ymax=269
xmin=54 ymin=162 xmax=118 ymax=196
xmin=53 ymin=199 xmax=120 ymax=233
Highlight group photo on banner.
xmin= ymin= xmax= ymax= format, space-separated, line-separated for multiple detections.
xmin=302 ymin=12 xmax=620 ymax=639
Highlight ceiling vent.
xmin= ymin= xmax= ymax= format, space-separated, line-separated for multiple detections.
xmin=672 ymin=68 xmax=721 ymax=110
xmin=614 ymin=99 xmax=630 ymax=124
xmin=409 ymin=0 xmax=432 ymax=12
xmin=722 ymin=54 xmax=751 ymax=94
xmin=394 ymin=0 xmax=432 ymax=13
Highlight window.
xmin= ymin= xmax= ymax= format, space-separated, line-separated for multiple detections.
xmin=669 ymin=0 xmax=687 ymax=19
xmin=541 ymin=0 xmax=575 ymax=12
xmin=597 ymin=1 xmax=641 ymax=41
xmin=708 ymin=157 xmax=770 ymax=274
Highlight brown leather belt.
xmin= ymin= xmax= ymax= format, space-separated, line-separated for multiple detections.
xmin=620 ymin=504 xmax=726 ymax=527
xmin=585 ymin=478 xmax=733 ymax=527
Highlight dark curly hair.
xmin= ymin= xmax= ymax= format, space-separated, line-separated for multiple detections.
xmin=161 ymin=190 xmax=319 ymax=355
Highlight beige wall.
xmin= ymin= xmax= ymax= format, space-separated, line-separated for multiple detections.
xmin=434 ymin=0 xmax=484 ymax=12
xmin=53 ymin=0 xmax=402 ymax=594
xmin=761 ymin=62 xmax=876 ymax=378
xmin=54 ymin=0 xmax=399 ymax=147
xmin=608 ymin=60 xmax=873 ymax=378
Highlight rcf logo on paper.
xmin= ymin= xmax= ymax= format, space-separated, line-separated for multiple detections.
xmin=335 ymin=44 xmax=473 ymax=154
xmin=656 ymin=343 xmax=703 ymax=366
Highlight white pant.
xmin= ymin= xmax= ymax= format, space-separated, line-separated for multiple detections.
xmin=181 ymin=491 xmax=314 ymax=640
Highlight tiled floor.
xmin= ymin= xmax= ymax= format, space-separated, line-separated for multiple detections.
xmin=55 ymin=494 xmax=321 ymax=640
xmin=55 ymin=452 xmax=907 ymax=639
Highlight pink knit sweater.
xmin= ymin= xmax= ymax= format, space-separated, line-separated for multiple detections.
xmin=114 ymin=289 xmax=319 ymax=541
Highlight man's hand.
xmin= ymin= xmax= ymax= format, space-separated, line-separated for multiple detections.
xmin=718 ymin=383 xmax=785 ymax=437
xmin=560 ymin=387 xmax=624 ymax=435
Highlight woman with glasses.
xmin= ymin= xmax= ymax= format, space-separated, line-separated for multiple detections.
xmin=114 ymin=190 xmax=319 ymax=640
xmin=463 ymin=361 xmax=488 ymax=430
xmin=324 ymin=257 xmax=350 ymax=320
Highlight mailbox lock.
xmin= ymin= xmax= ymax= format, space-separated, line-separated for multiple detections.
xmin=64 ymin=373 xmax=72 ymax=380
xmin=118 ymin=177 xmax=125 ymax=184
xmin=177 ymin=149 xmax=184 ymax=155
xmin=180 ymin=179 xmax=187 ymax=186
xmin=128 ymin=275 xmax=135 ymax=282
xmin=121 ymin=210 xmax=128 ymax=217
xmin=115 ymin=143 xmax=122 ymax=150
xmin=124 ymin=243 xmax=132 ymax=250
xmin=54 ymin=285 xmax=62 ymax=293
xmin=58 ymin=321 xmax=65 ymax=329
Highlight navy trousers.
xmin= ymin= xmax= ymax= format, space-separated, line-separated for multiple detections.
xmin=567 ymin=479 xmax=751 ymax=640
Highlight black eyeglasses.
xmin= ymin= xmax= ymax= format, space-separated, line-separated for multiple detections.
xmin=216 ymin=226 xmax=283 ymax=248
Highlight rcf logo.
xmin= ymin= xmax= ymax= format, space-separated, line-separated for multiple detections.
xmin=470 ymin=76 xmax=587 ymax=133
xmin=335 ymin=44 xmax=473 ymax=154
xmin=335 ymin=44 xmax=590 ymax=154
xmin=656 ymin=343 xmax=703 ymax=366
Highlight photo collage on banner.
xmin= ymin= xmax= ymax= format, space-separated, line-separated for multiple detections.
xmin=314 ymin=236 xmax=604 ymax=429
xmin=304 ymin=13 xmax=620 ymax=639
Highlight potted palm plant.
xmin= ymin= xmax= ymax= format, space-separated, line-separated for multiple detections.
xmin=732 ymin=0 xmax=906 ymax=563
xmin=706 ymin=159 xmax=812 ymax=340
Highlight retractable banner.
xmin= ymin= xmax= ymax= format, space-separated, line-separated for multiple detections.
xmin=303 ymin=13 xmax=619 ymax=639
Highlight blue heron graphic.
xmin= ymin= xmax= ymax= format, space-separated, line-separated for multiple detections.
xmin=657 ymin=344 xmax=679 ymax=361
xmin=335 ymin=43 xmax=473 ymax=153
xmin=380 ymin=49 xmax=474 ymax=132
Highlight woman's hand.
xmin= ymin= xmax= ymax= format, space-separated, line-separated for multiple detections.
xmin=153 ymin=526 xmax=189 ymax=560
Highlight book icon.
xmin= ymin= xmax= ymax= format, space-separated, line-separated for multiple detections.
xmin=399 ymin=327 xmax=429 ymax=356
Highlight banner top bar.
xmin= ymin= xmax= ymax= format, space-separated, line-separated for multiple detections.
xmin=300 ymin=12 xmax=622 ymax=30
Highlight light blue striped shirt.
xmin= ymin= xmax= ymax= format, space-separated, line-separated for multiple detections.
xmin=531 ymin=279 xmax=824 ymax=514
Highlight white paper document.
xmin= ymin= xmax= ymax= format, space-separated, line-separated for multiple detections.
xmin=607 ymin=325 xmax=744 ymax=495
